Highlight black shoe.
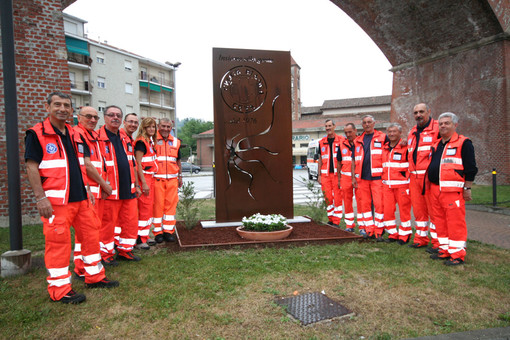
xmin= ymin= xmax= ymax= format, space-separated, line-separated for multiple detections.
xmin=101 ymin=257 xmax=119 ymax=267
xmin=117 ymin=251 xmax=141 ymax=262
xmin=163 ymin=233 xmax=176 ymax=242
xmin=385 ymin=238 xmax=397 ymax=243
xmin=327 ymin=221 xmax=334 ymax=226
xmin=57 ymin=290 xmax=86 ymax=304
xmin=408 ymin=243 xmax=427 ymax=248
xmin=426 ymin=247 xmax=440 ymax=254
xmin=73 ymin=272 xmax=85 ymax=281
xmin=345 ymin=228 xmax=354 ymax=232
xmin=430 ymin=253 xmax=449 ymax=260
xmin=86 ymin=278 xmax=120 ymax=289
xmin=155 ymin=234 xmax=164 ymax=243
xmin=147 ymin=238 xmax=157 ymax=246
xmin=376 ymin=236 xmax=384 ymax=242
xmin=444 ymin=258 xmax=464 ymax=266
xmin=397 ymin=239 xmax=409 ymax=245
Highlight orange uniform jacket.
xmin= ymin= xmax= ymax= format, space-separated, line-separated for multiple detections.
xmin=431 ymin=133 xmax=468 ymax=192
xmin=97 ymin=126 xmax=136 ymax=200
xmin=353 ymin=129 xmax=386 ymax=178
xmin=154 ymin=131 xmax=181 ymax=178
xmin=338 ymin=138 xmax=354 ymax=177
xmin=319 ymin=134 xmax=344 ymax=175
xmin=407 ymin=119 xmax=439 ymax=175
xmin=382 ymin=139 xmax=410 ymax=188
xmin=73 ymin=123 xmax=105 ymax=199
xmin=30 ymin=118 xmax=88 ymax=205
xmin=135 ymin=137 xmax=158 ymax=175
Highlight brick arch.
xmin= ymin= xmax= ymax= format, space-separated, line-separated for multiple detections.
xmin=331 ymin=0 xmax=510 ymax=184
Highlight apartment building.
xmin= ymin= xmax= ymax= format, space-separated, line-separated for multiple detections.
xmin=63 ymin=13 xmax=177 ymax=130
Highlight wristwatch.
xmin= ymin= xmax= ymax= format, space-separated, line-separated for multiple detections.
xmin=463 ymin=187 xmax=471 ymax=191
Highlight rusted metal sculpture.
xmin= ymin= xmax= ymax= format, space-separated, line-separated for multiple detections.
xmin=213 ymin=48 xmax=293 ymax=222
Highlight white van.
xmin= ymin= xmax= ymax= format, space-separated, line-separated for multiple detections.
xmin=306 ymin=139 xmax=320 ymax=180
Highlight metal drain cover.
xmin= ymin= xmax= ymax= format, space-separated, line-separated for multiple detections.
xmin=274 ymin=292 xmax=353 ymax=325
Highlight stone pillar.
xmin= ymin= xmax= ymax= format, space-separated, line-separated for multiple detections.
xmin=391 ymin=38 xmax=509 ymax=185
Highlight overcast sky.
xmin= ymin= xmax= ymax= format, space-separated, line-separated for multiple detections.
xmin=64 ymin=0 xmax=393 ymax=122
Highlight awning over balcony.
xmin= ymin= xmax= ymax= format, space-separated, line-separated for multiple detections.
xmin=140 ymin=81 xmax=173 ymax=93
xmin=66 ymin=37 xmax=89 ymax=56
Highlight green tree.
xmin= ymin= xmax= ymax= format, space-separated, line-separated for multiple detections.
xmin=178 ymin=118 xmax=213 ymax=160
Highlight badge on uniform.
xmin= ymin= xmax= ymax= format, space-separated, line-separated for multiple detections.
xmin=90 ymin=149 xmax=94 ymax=155
xmin=105 ymin=145 xmax=110 ymax=154
xmin=46 ymin=143 xmax=57 ymax=154
xmin=356 ymin=146 xmax=360 ymax=153
xmin=168 ymin=141 xmax=172 ymax=146
xmin=128 ymin=144 xmax=132 ymax=152
xmin=423 ymin=136 xmax=432 ymax=143
xmin=150 ymin=147 xmax=154 ymax=153
xmin=408 ymin=139 xmax=412 ymax=145
xmin=78 ymin=144 xmax=84 ymax=154
xmin=446 ymin=147 xmax=457 ymax=156
xmin=393 ymin=153 xmax=402 ymax=161
xmin=374 ymin=141 xmax=382 ymax=148
xmin=158 ymin=140 xmax=163 ymax=145
xmin=342 ymin=148 xmax=347 ymax=154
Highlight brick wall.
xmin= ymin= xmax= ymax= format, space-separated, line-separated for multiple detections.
xmin=0 ymin=0 xmax=71 ymax=226
xmin=392 ymin=39 xmax=509 ymax=185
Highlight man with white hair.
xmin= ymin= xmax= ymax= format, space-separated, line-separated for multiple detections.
xmin=353 ymin=115 xmax=388 ymax=238
xmin=427 ymin=112 xmax=477 ymax=266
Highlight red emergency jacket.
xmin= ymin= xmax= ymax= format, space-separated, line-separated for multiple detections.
xmin=135 ymin=137 xmax=158 ymax=175
xmin=338 ymin=138 xmax=354 ymax=177
xmin=319 ymin=134 xmax=344 ymax=175
xmin=407 ymin=118 xmax=439 ymax=175
xmin=97 ymin=126 xmax=136 ymax=200
xmin=154 ymin=131 xmax=181 ymax=179
xmin=30 ymin=118 xmax=88 ymax=205
xmin=382 ymin=139 xmax=410 ymax=188
xmin=354 ymin=129 xmax=386 ymax=178
xmin=73 ymin=123 xmax=105 ymax=199
xmin=432 ymin=133 xmax=468 ymax=192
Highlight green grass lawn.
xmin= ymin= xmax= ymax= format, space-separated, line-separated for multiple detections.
xmin=1 ymin=197 xmax=509 ymax=339
xmin=470 ymin=185 xmax=510 ymax=208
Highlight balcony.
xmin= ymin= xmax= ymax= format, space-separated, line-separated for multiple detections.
xmin=140 ymin=71 xmax=174 ymax=88
xmin=70 ymin=81 xmax=92 ymax=95
xmin=67 ymin=52 xmax=92 ymax=68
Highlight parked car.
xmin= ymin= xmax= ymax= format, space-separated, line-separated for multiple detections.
xmin=181 ymin=162 xmax=201 ymax=174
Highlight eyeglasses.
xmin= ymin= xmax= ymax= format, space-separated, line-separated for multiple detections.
xmin=105 ymin=112 xmax=122 ymax=118
xmin=80 ymin=114 xmax=99 ymax=120
xmin=125 ymin=120 xmax=139 ymax=125
xmin=414 ymin=110 xmax=426 ymax=114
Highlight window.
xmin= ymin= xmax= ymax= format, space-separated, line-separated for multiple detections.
xmin=97 ymin=76 xmax=105 ymax=88
xmin=69 ymin=72 xmax=76 ymax=88
xmin=124 ymin=60 xmax=132 ymax=71
xmin=125 ymin=83 xmax=133 ymax=94
xmin=300 ymin=143 xmax=308 ymax=148
xmin=140 ymin=67 xmax=147 ymax=80
xmin=96 ymin=52 xmax=105 ymax=64
xmin=98 ymin=101 xmax=106 ymax=113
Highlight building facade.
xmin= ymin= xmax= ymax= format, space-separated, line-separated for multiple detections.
xmin=194 ymin=95 xmax=392 ymax=170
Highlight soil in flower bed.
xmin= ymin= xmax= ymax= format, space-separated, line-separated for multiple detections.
xmin=174 ymin=221 xmax=362 ymax=248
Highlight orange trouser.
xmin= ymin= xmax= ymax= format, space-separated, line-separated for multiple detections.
xmin=42 ymin=200 xmax=105 ymax=301
xmin=383 ymin=185 xmax=412 ymax=242
xmin=320 ymin=172 xmax=342 ymax=225
xmin=101 ymin=198 xmax=138 ymax=259
xmin=409 ymin=175 xmax=439 ymax=247
xmin=74 ymin=198 xmax=104 ymax=278
xmin=428 ymin=184 xmax=467 ymax=260
xmin=340 ymin=174 xmax=355 ymax=228
xmin=138 ymin=173 xmax=155 ymax=243
xmin=357 ymin=178 xmax=384 ymax=236
xmin=153 ymin=178 xmax=179 ymax=235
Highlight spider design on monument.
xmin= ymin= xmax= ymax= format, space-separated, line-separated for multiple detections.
xmin=225 ymin=95 xmax=281 ymax=200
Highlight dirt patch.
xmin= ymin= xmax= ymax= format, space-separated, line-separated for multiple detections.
xmin=174 ymin=221 xmax=363 ymax=248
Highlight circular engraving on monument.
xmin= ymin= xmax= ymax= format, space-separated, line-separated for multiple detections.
xmin=220 ymin=66 xmax=267 ymax=114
